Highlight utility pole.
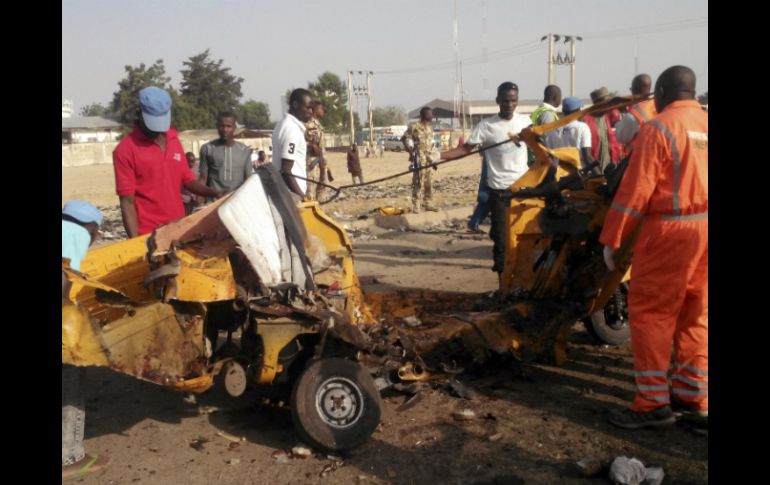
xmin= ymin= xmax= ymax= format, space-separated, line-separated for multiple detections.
xmin=347 ymin=70 xmax=373 ymax=147
xmin=460 ymin=61 xmax=466 ymax=137
xmin=634 ymin=36 xmax=639 ymax=76
xmin=570 ymin=36 xmax=577 ymax=96
xmin=481 ymin=0 xmax=489 ymax=99
xmin=367 ymin=71 xmax=374 ymax=148
xmin=547 ymin=33 xmax=554 ymax=85
xmin=541 ymin=33 xmax=582 ymax=96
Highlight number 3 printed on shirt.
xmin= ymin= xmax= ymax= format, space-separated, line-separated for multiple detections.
xmin=288 ymin=143 xmax=295 ymax=154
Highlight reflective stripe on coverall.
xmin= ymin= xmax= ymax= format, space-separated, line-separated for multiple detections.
xmin=599 ymin=99 xmax=708 ymax=413
xmin=626 ymin=98 xmax=658 ymax=152
xmin=628 ymin=98 xmax=657 ymax=125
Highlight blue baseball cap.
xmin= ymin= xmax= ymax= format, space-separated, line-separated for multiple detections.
xmin=139 ymin=86 xmax=172 ymax=132
xmin=62 ymin=200 xmax=102 ymax=226
xmin=562 ymin=96 xmax=583 ymax=114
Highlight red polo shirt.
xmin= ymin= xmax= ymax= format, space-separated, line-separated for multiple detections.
xmin=113 ymin=123 xmax=196 ymax=235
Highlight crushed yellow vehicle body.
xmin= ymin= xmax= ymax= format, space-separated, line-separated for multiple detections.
xmin=62 ymin=167 xmax=382 ymax=452
xmin=63 ymin=201 xmax=365 ymax=383
xmin=358 ymin=95 xmax=644 ymax=366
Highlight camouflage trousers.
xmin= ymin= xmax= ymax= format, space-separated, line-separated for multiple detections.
xmin=305 ymin=158 xmax=327 ymax=201
xmin=411 ymin=162 xmax=433 ymax=209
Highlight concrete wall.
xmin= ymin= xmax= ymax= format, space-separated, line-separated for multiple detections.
xmin=62 ymin=141 xmax=120 ymax=167
xmin=70 ymin=130 xmax=121 ymax=143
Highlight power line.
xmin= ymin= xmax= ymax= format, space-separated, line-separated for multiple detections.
xmin=376 ymin=41 xmax=540 ymax=75
xmin=582 ymin=17 xmax=707 ymax=40
xmin=374 ymin=17 xmax=706 ymax=76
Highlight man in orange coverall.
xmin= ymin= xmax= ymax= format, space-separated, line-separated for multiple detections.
xmin=600 ymin=65 xmax=708 ymax=429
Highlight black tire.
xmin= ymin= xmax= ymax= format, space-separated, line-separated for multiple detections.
xmin=589 ymin=283 xmax=631 ymax=345
xmin=290 ymin=358 xmax=381 ymax=452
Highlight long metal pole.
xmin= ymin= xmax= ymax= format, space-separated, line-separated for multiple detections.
xmin=367 ymin=71 xmax=374 ymax=147
xmin=548 ymin=33 xmax=554 ymax=85
xmin=570 ymin=37 xmax=576 ymax=96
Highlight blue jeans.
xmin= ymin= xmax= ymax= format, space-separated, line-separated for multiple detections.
xmin=62 ymin=365 xmax=85 ymax=465
xmin=468 ymin=187 xmax=491 ymax=230
xmin=468 ymin=158 xmax=491 ymax=230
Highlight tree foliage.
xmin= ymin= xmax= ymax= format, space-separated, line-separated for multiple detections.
xmin=237 ymin=100 xmax=274 ymax=129
xmin=109 ymin=60 xmax=172 ymax=125
xmin=372 ymin=105 xmax=407 ymax=126
xmin=108 ymin=53 xmax=279 ymax=131
xmin=307 ymin=72 xmax=348 ymax=133
xmin=79 ymin=103 xmax=109 ymax=118
xmin=180 ymin=49 xmax=244 ymax=128
xmin=170 ymin=91 xmax=209 ymax=131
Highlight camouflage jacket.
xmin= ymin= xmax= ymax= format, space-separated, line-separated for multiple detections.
xmin=305 ymin=117 xmax=325 ymax=159
xmin=403 ymin=122 xmax=434 ymax=160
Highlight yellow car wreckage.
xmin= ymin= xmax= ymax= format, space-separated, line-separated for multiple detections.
xmin=62 ymin=95 xmax=643 ymax=451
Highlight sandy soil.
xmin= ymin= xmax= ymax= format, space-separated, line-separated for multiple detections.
xmin=61 ymin=150 xmax=482 ymax=210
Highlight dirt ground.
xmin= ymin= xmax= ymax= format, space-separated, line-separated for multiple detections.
xmin=62 ymin=157 xmax=708 ymax=485
xmin=61 ymin=149 xmax=482 ymax=211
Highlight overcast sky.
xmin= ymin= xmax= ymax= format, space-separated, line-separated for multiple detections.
xmin=62 ymin=0 xmax=708 ymax=121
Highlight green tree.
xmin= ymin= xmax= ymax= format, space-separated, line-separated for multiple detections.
xmin=237 ymin=100 xmax=274 ymax=129
xmin=307 ymin=72 xmax=348 ymax=133
xmin=372 ymin=105 xmax=407 ymax=126
xmin=285 ymin=73 xmax=359 ymax=133
xmin=180 ymin=49 xmax=244 ymax=128
xmin=170 ymin=91 xmax=209 ymax=131
xmin=109 ymin=60 xmax=172 ymax=125
xmin=79 ymin=103 xmax=108 ymax=117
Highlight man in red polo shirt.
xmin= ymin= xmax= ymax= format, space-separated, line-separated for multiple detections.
xmin=113 ymin=86 xmax=222 ymax=237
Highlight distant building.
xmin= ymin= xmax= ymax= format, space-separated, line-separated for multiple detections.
xmin=62 ymin=116 xmax=123 ymax=144
xmin=62 ymin=98 xmax=74 ymax=118
xmin=408 ymin=97 xmax=593 ymax=127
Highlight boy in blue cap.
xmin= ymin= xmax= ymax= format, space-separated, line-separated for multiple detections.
xmin=61 ymin=200 xmax=110 ymax=479
xmin=546 ymin=96 xmax=594 ymax=169
xmin=61 ymin=199 xmax=102 ymax=271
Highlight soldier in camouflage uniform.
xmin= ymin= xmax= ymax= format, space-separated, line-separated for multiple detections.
xmin=402 ymin=107 xmax=438 ymax=212
xmin=305 ymin=102 xmax=327 ymax=200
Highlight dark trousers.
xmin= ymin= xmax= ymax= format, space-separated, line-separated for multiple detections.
xmin=488 ymin=189 xmax=510 ymax=273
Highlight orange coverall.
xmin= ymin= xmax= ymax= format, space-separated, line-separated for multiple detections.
xmin=600 ymin=99 xmax=708 ymax=413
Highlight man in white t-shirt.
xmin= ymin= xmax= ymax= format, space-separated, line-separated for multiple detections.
xmin=441 ymin=81 xmax=532 ymax=289
xmin=272 ymin=88 xmax=314 ymax=200
xmin=545 ymin=96 xmax=593 ymax=169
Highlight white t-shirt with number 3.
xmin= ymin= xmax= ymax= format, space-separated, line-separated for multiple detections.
xmin=467 ymin=113 xmax=532 ymax=190
xmin=272 ymin=113 xmax=308 ymax=193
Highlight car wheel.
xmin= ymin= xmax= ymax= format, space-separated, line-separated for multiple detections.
xmin=290 ymin=358 xmax=381 ymax=452
xmin=588 ymin=282 xmax=631 ymax=345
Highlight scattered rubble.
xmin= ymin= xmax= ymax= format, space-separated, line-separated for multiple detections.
xmin=608 ymin=456 xmax=664 ymax=485
xmin=271 ymin=450 xmax=291 ymax=464
xmin=291 ymin=446 xmax=312 ymax=459
xmin=188 ymin=437 xmax=209 ymax=451
xmin=452 ymin=409 xmax=476 ymax=421
xmin=216 ymin=430 xmax=245 ymax=443
xmin=574 ymin=456 xmax=607 ymax=477
xmin=96 ymin=205 xmax=127 ymax=242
